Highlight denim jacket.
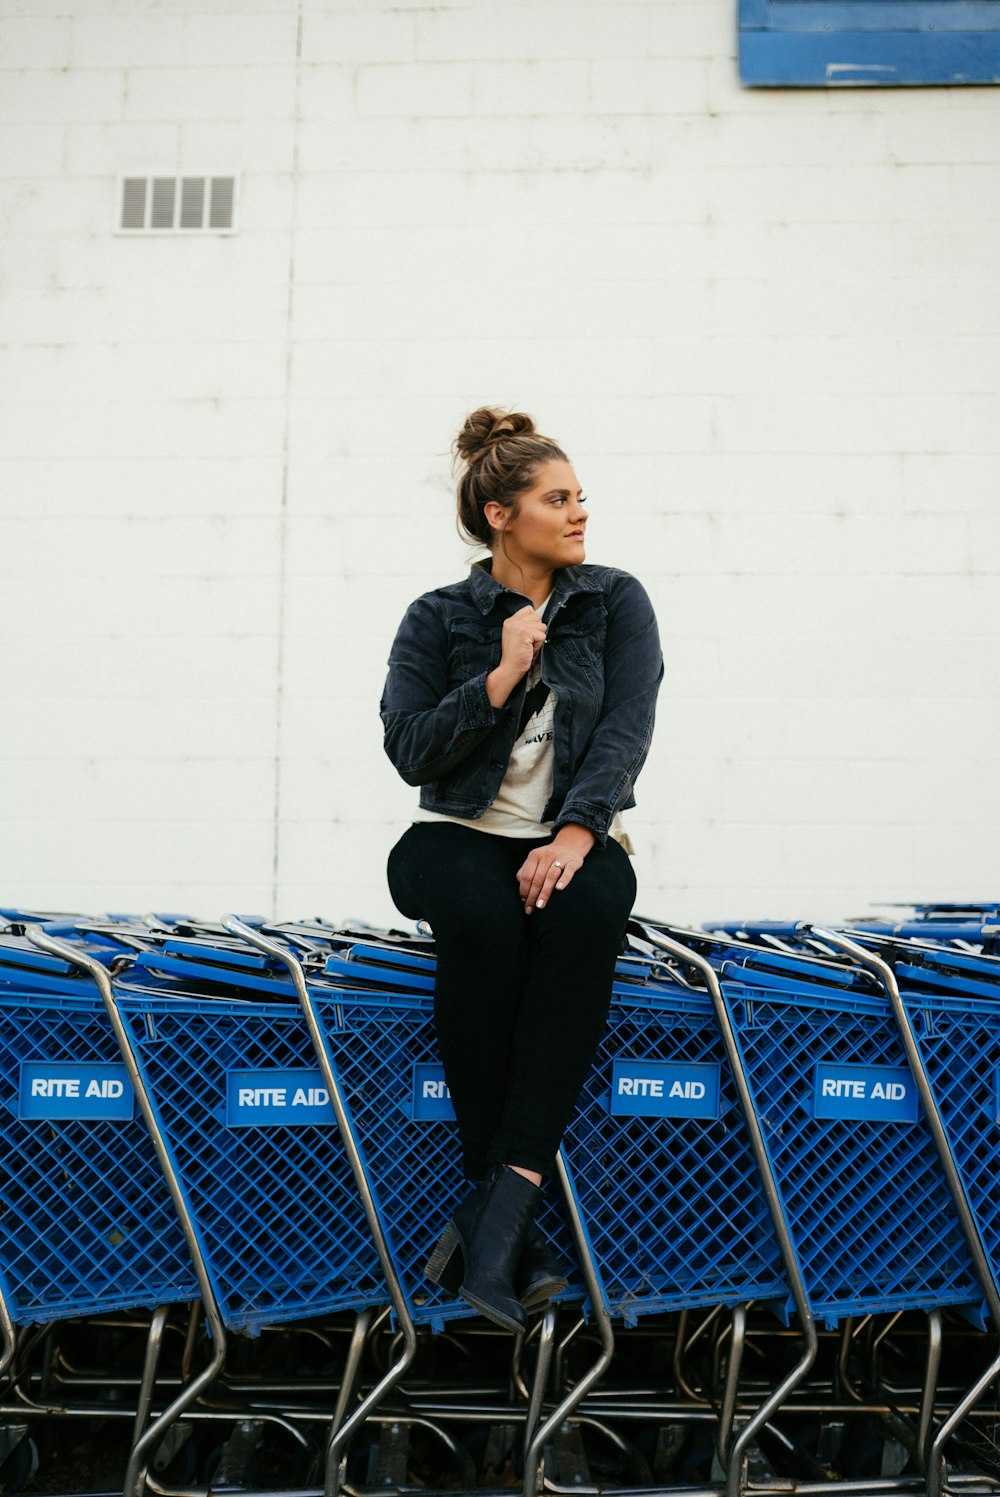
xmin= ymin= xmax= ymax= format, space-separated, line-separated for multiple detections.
xmin=380 ymin=561 xmax=663 ymax=847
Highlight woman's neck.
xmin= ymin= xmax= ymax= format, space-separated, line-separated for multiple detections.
xmin=489 ymin=555 xmax=555 ymax=610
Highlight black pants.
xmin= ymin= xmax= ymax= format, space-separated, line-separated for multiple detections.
xmin=387 ymin=822 xmax=637 ymax=1179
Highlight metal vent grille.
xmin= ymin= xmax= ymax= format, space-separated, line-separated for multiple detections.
xmin=118 ymin=176 xmax=237 ymax=233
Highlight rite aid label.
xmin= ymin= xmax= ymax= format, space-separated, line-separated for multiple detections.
xmin=225 ymin=1069 xmax=336 ymax=1128
xmin=812 ymin=1063 xmax=917 ymax=1123
xmin=610 ymin=1060 xmax=721 ymax=1120
xmin=411 ymin=1063 xmax=457 ymax=1122
xmin=19 ymin=1062 xmax=135 ymax=1122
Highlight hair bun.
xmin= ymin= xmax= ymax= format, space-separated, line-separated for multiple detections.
xmin=455 ymin=407 xmax=537 ymax=467
xmin=453 ymin=406 xmax=568 ymax=548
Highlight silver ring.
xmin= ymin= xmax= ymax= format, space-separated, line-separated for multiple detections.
xmin=553 ymin=861 xmax=563 ymax=869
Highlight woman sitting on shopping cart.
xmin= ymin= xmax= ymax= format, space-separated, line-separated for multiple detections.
xmin=380 ymin=406 xmax=663 ymax=1333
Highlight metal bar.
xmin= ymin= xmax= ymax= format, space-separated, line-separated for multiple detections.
xmin=715 ymin=1305 xmax=746 ymax=1471
xmin=0 ymin=1298 xmax=17 ymax=1384
xmin=522 ymin=1307 xmax=556 ymax=1466
xmin=916 ymin=1309 xmax=943 ymax=1474
xmin=836 ymin=1315 xmax=869 ymax=1404
xmin=551 ymin=1313 xmax=585 ymax=1394
xmin=180 ymin=1300 xmax=200 ymax=1385
xmin=676 ymin=1305 xmax=721 ymax=1405
xmin=869 ymin=1309 xmax=903 ymax=1401
xmin=224 ymin=918 xmax=418 ymax=1497
xmin=523 ymin=1150 xmax=615 ymax=1497
xmin=326 ymin=1309 xmax=373 ymax=1470
xmin=928 ymin=1348 xmax=1000 ymax=1497
xmin=671 ymin=1309 xmax=693 ymax=1402
xmin=511 ymin=1324 xmax=531 ymax=1402
xmin=25 ymin=926 xmax=229 ymax=1497
xmin=132 ymin=1305 xmax=170 ymax=1449
xmin=635 ymin=927 xmax=819 ymax=1497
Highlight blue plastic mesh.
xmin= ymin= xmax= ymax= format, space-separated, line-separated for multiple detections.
xmin=562 ymin=995 xmax=787 ymax=1325
xmin=724 ymin=986 xmax=982 ymax=1327
xmin=0 ymin=992 xmax=198 ymax=1323
xmin=113 ymin=986 xmax=385 ymax=1334
xmin=310 ymin=983 xmax=790 ymax=1330
xmin=309 ymin=990 xmax=489 ymax=1332
xmin=901 ymin=993 xmax=1000 ymax=1298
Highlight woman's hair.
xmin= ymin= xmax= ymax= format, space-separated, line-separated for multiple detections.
xmin=454 ymin=406 xmax=567 ymax=548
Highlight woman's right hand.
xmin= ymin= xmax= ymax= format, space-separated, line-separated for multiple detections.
xmin=487 ymin=605 xmax=546 ymax=708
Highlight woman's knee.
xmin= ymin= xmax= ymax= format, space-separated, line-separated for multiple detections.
xmin=389 ymin=826 xmax=526 ymax=948
xmin=547 ymin=846 xmax=635 ymax=928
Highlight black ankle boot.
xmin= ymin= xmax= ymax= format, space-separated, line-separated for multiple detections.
xmin=517 ymin=1221 xmax=568 ymax=1310
xmin=425 ymin=1166 xmax=540 ymax=1333
xmin=426 ymin=1201 xmax=566 ymax=1310
xmin=423 ymin=1180 xmax=487 ymax=1297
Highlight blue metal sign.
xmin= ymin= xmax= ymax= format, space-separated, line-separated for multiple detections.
xmin=225 ymin=1069 xmax=336 ymax=1128
xmin=610 ymin=1060 xmax=721 ymax=1119
xmin=740 ymin=0 xmax=1000 ymax=88
xmin=19 ymin=1062 xmax=135 ymax=1122
xmin=813 ymin=1063 xmax=918 ymax=1122
xmin=411 ymin=1063 xmax=457 ymax=1122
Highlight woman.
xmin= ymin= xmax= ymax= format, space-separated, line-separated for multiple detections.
xmin=381 ymin=407 xmax=662 ymax=1333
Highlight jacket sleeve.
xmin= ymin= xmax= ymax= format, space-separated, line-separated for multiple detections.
xmin=380 ymin=596 xmax=506 ymax=787
xmin=553 ymin=573 xmax=663 ymax=846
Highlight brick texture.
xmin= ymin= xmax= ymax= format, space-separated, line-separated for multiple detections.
xmin=2 ymin=0 xmax=999 ymax=925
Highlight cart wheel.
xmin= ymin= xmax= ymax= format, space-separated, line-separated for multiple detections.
xmin=152 ymin=1433 xmax=199 ymax=1486
xmin=0 ymin=1436 xmax=39 ymax=1493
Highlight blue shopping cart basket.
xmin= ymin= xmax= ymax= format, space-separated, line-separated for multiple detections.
xmin=108 ymin=962 xmax=386 ymax=1335
xmin=559 ymin=977 xmax=787 ymax=1326
xmin=0 ymin=938 xmax=197 ymax=1326
xmin=718 ymin=965 xmax=984 ymax=1328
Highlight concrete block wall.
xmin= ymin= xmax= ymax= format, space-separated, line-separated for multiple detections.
xmin=1 ymin=0 xmax=998 ymax=927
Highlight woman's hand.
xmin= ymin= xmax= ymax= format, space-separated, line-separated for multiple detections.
xmin=486 ymin=605 xmax=547 ymax=708
xmin=517 ymin=824 xmax=596 ymax=914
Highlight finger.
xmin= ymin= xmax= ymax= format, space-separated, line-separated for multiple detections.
xmin=553 ymin=860 xmax=579 ymax=892
xmin=523 ymin=858 xmax=549 ymax=914
xmin=529 ymin=862 xmax=568 ymax=904
xmin=516 ymin=852 xmax=541 ymax=903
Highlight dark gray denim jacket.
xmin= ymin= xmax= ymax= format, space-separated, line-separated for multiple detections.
xmin=380 ymin=561 xmax=663 ymax=847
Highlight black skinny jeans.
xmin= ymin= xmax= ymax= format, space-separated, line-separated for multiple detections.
xmin=387 ymin=822 xmax=637 ymax=1180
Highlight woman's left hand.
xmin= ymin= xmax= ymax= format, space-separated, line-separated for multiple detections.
xmin=517 ymin=825 xmax=596 ymax=914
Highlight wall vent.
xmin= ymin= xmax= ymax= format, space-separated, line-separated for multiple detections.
xmin=118 ymin=176 xmax=238 ymax=233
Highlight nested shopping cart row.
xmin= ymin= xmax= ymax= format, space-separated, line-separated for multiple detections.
xmin=2 ymin=907 xmax=1000 ymax=1495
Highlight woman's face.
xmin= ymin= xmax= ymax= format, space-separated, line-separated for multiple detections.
xmin=490 ymin=459 xmax=588 ymax=572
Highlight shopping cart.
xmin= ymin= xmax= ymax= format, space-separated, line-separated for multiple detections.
xmin=814 ymin=926 xmax=1000 ymax=1497
xmin=705 ymin=907 xmax=1000 ymax=956
xmin=18 ymin=909 xmax=1000 ymax=1497
xmin=0 ymin=926 xmax=199 ymax=1483
xmin=28 ymin=922 xmax=405 ymax=1497
xmin=634 ymin=920 xmax=993 ymax=1493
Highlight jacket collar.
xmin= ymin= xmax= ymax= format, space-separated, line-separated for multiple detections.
xmin=468 ymin=559 xmax=601 ymax=615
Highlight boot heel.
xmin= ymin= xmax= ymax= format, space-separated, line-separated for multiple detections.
xmin=424 ymin=1221 xmax=463 ymax=1292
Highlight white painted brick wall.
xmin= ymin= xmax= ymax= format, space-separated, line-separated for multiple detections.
xmin=2 ymin=0 xmax=999 ymax=929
